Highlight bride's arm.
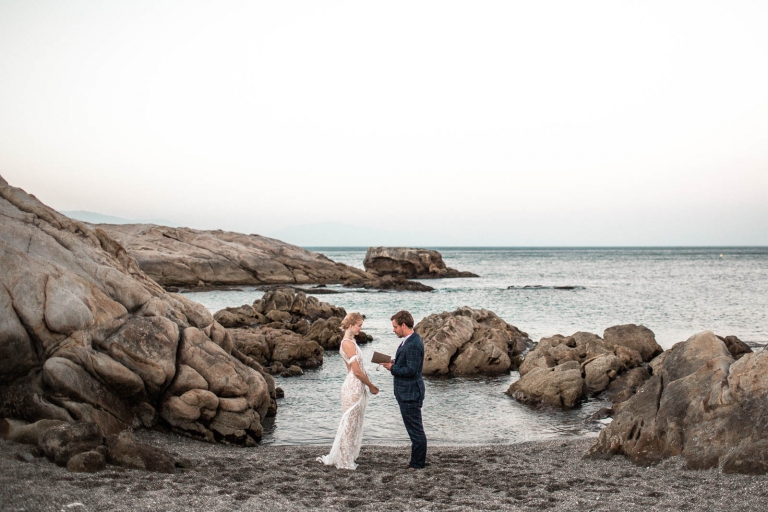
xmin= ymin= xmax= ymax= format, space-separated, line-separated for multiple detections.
xmin=342 ymin=340 xmax=379 ymax=394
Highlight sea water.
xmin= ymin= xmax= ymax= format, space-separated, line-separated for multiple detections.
xmin=184 ymin=247 xmax=768 ymax=446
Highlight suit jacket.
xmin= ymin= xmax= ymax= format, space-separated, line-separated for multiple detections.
xmin=391 ymin=332 xmax=425 ymax=403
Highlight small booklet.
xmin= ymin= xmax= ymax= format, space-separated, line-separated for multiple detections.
xmin=371 ymin=351 xmax=392 ymax=364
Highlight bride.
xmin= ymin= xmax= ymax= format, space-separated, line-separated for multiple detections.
xmin=317 ymin=312 xmax=379 ymax=469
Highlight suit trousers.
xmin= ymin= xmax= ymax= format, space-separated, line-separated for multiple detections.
xmin=398 ymin=399 xmax=427 ymax=469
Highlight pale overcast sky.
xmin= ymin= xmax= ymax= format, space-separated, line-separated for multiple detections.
xmin=1 ymin=1 xmax=767 ymax=245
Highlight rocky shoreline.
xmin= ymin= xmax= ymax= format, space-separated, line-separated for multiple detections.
xmin=3 ymin=431 xmax=767 ymax=511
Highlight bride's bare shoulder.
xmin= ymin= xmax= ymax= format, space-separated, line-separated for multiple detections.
xmin=341 ymin=338 xmax=357 ymax=357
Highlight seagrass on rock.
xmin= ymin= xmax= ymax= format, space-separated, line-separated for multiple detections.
xmin=587 ymin=331 xmax=768 ymax=475
xmin=0 ymin=175 xmax=271 ymax=446
xmin=415 ymin=307 xmax=533 ymax=376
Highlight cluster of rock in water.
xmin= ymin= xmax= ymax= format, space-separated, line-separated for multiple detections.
xmin=2 ymin=173 xmax=767 ymax=476
xmin=213 ymin=287 xmax=372 ymax=377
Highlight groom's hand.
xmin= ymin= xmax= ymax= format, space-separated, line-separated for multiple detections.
xmin=382 ymin=362 xmax=393 ymax=371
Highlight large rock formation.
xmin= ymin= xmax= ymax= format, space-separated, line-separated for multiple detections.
xmin=415 ymin=307 xmax=532 ymax=376
xmin=363 ymin=247 xmax=478 ymax=279
xmin=214 ymin=287 xmax=372 ymax=375
xmin=587 ymin=331 xmax=768 ymax=475
xmin=506 ymin=325 xmax=662 ymax=409
xmin=0 ymin=176 xmax=272 ymax=446
xmin=215 ymin=287 xmax=371 ymax=350
xmin=98 ymin=224 xmax=371 ymax=288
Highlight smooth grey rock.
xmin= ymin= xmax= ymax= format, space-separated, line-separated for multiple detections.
xmin=363 ymin=247 xmax=478 ymax=279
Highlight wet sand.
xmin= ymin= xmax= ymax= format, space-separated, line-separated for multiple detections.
xmin=2 ymin=431 xmax=766 ymax=511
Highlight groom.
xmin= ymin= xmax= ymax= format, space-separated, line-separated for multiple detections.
xmin=382 ymin=310 xmax=427 ymax=470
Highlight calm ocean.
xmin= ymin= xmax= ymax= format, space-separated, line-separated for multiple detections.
xmin=185 ymin=247 xmax=768 ymax=446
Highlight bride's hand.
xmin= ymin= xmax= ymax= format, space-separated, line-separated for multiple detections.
xmin=369 ymin=385 xmax=379 ymax=395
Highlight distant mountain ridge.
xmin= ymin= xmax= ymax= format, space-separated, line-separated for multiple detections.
xmin=62 ymin=210 xmax=179 ymax=227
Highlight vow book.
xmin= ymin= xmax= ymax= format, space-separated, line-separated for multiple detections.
xmin=371 ymin=351 xmax=392 ymax=364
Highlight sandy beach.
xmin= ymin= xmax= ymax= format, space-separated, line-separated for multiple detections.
xmin=2 ymin=431 xmax=767 ymax=511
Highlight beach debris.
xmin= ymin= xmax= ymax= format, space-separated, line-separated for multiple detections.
xmin=16 ymin=452 xmax=35 ymax=463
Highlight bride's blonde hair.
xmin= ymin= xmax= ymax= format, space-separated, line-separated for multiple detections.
xmin=340 ymin=312 xmax=364 ymax=330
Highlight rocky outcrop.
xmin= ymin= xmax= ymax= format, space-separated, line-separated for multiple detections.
xmin=230 ymin=327 xmax=323 ymax=376
xmin=98 ymin=224 xmax=372 ymax=288
xmin=507 ymin=325 xmax=662 ymax=409
xmin=215 ymin=287 xmax=371 ymax=364
xmin=2 ymin=419 xmax=177 ymax=473
xmin=0 ymin=176 xmax=271 ymax=446
xmin=363 ymin=247 xmax=478 ymax=279
xmin=415 ymin=307 xmax=532 ymax=376
xmin=343 ymin=275 xmax=435 ymax=292
xmin=587 ymin=331 xmax=768 ymax=474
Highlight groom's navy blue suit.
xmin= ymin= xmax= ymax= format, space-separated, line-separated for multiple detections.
xmin=391 ymin=333 xmax=427 ymax=469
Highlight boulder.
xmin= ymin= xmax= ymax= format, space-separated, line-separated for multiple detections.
xmin=416 ymin=307 xmax=532 ymax=376
xmin=107 ymin=431 xmax=176 ymax=473
xmin=39 ymin=421 xmax=104 ymax=466
xmin=587 ymin=331 xmax=768 ymax=474
xmin=506 ymin=364 xmax=584 ymax=408
xmin=606 ymin=366 xmax=651 ymax=406
xmin=510 ymin=326 xmax=658 ymax=409
xmin=229 ymin=326 xmax=323 ymax=370
xmin=67 ymin=449 xmax=106 ymax=473
xmin=0 ymin=176 xmax=272 ymax=446
xmin=0 ymin=418 xmax=66 ymax=445
xmin=583 ymin=355 xmax=623 ymax=395
xmin=216 ymin=287 xmax=369 ymax=356
xmin=363 ymin=247 xmax=478 ymax=279
xmin=718 ymin=334 xmax=752 ymax=360
xmin=603 ymin=324 xmax=663 ymax=362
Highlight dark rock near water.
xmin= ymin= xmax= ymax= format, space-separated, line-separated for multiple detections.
xmin=344 ymin=275 xmax=435 ymax=292
xmin=416 ymin=307 xmax=533 ymax=376
xmin=281 ymin=365 xmax=304 ymax=378
xmin=363 ymin=247 xmax=478 ymax=279
xmin=587 ymin=331 xmax=768 ymax=474
xmin=718 ymin=334 xmax=752 ymax=360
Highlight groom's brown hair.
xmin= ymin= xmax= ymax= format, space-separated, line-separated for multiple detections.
xmin=390 ymin=310 xmax=414 ymax=328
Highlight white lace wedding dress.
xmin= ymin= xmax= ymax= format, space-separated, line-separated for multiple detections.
xmin=317 ymin=338 xmax=368 ymax=470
